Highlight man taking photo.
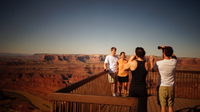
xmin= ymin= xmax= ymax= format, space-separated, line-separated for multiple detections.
xmin=150 ymin=45 xmax=177 ymax=112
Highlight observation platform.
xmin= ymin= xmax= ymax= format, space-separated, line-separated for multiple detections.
xmin=51 ymin=71 xmax=200 ymax=112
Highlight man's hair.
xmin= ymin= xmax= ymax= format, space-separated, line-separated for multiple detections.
xmin=135 ymin=47 xmax=145 ymax=58
xmin=163 ymin=47 xmax=173 ymax=57
xmin=111 ymin=47 xmax=117 ymax=51
xmin=120 ymin=52 xmax=125 ymax=56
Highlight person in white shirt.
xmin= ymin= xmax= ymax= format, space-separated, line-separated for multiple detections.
xmin=150 ymin=45 xmax=177 ymax=112
xmin=104 ymin=47 xmax=118 ymax=96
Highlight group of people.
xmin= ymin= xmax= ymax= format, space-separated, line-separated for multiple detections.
xmin=104 ymin=46 xmax=177 ymax=112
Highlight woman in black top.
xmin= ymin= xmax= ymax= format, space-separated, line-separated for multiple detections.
xmin=124 ymin=47 xmax=150 ymax=112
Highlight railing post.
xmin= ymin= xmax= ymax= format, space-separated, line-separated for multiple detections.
xmin=130 ymin=98 xmax=138 ymax=112
xmin=73 ymin=102 xmax=76 ymax=112
xmin=53 ymin=101 xmax=56 ymax=112
xmin=65 ymin=102 xmax=69 ymax=112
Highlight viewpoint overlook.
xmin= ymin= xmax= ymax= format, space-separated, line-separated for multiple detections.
xmin=0 ymin=53 xmax=200 ymax=111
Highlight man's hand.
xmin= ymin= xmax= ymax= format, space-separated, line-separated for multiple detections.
xmin=158 ymin=45 xmax=165 ymax=50
xmin=103 ymin=68 xmax=108 ymax=72
xmin=160 ymin=45 xmax=165 ymax=48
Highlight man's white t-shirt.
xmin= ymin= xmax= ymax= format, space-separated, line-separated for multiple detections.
xmin=104 ymin=55 xmax=118 ymax=73
xmin=153 ymin=59 xmax=177 ymax=86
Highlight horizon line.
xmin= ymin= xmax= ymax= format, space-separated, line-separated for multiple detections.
xmin=0 ymin=52 xmax=199 ymax=59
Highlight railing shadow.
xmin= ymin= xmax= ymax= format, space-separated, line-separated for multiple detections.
xmin=175 ymin=105 xmax=200 ymax=112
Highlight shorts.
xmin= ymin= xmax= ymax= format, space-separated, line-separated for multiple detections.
xmin=108 ymin=73 xmax=117 ymax=83
xmin=118 ymin=75 xmax=129 ymax=82
xmin=158 ymin=86 xmax=175 ymax=107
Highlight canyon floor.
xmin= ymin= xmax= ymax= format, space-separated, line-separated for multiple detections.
xmin=0 ymin=53 xmax=200 ymax=111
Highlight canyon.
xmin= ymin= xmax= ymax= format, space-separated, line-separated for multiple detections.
xmin=0 ymin=54 xmax=106 ymax=101
xmin=0 ymin=53 xmax=200 ymax=111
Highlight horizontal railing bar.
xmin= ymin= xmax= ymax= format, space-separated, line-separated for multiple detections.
xmin=175 ymin=70 xmax=200 ymax=73
xmin=55 ymin=71 xmax=107 ymax=93
xmin=51 ymin=93 xmax=137 ymax=107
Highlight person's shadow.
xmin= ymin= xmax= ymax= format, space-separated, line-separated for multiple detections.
xmin=175 ymin=105 xmax=200 ymax=112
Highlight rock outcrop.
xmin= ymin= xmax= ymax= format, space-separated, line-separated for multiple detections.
xmin=39 ymin=54 xmax=106 ymax=63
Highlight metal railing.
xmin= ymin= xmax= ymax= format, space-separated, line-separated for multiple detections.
xmin=51 ymin=71 xmax=138 ymax=112
xmin=146 ymin=71 xmax=200 ymax=99
xmin=50 ymin=70 xmax=200 ymax=112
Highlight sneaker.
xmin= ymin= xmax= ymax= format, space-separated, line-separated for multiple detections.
xmin=112 ymin=93 xmax=117 ymax=97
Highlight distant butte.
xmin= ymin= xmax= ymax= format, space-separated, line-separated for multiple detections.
xmin=39 ymin=54 xmax=106 ymax=63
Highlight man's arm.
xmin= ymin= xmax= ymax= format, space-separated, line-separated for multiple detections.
xmin=146 ymin=62 xmax=150 ymax=71
xmin=104 ymin=63 xmax=108 ymax=71
xmin=149 ymin=55 xmax=158 ymax=72
xmin=149 ymin=56 xmax=154 ymax=71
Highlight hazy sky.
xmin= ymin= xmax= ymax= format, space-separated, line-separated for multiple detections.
xmin=0 ymin=0 xmax=200 ymax=58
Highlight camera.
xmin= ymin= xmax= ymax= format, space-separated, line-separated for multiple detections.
xmin=158 ymin=46 xmax=163 ymax=50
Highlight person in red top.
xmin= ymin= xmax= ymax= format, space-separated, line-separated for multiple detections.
xmin=117 ymin=52 xmax=129 ymax=97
